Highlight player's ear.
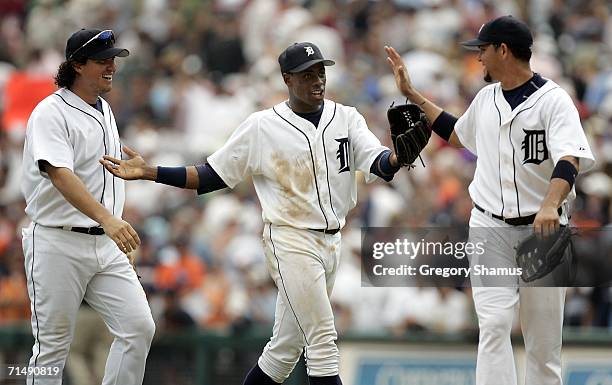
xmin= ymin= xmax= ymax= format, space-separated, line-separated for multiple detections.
xmin=282 ymin=72 xmax=291 ymax=85
xmin=72 ymin=61 xmax=85 ymax=75
xmin=499 ymin=43 xmax=509 ymax=58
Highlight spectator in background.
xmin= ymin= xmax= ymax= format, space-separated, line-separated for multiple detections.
xmin=199 ymin=11 xmax=246 ymax=76
xmin=155 ymin=235 xmax=207 ymax=294
xmin=161 ymin=289 xmax=196 ymax=331
xmin=0 ymin=250 xmax=29 ymax=324
xmin=1 ymin=49 xmax=55 ymax=142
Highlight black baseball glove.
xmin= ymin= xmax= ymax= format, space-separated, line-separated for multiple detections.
xmin=387 ymin=103 xmax=431 ymax=167
xmin=515 ymin=227 xmax=573 ymax=283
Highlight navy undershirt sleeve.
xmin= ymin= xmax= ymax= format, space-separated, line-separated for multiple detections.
xmin=195 ymin=163 xmax=228 ymax=195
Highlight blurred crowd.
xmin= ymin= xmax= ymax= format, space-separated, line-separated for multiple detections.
xmin=0 ymin=0 xmax=611 ymax=341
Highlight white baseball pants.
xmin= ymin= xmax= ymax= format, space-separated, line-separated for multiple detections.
xmin=257 ymin=224 xmax=342 ymax=383
xmin=469 ymin=208 xmax=565 ymax=385
xmin=22 ymin=223 xmax=155 ymax=385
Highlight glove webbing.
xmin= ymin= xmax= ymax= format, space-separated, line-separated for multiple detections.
xmin=390 ymin=100 xmax=427 ymax=169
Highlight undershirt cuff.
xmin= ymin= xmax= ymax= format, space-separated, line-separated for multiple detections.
xmin=195 ymin=163 xmax=228 ymax=194
xmin=371 ymin=150 xmax=400 ymax=182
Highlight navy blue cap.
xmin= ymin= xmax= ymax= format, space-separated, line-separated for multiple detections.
xmin=278 ymin=42 xmax=335 ymax=73
xmin=461 ymin=16 xmax=533 ymax=49
xmin=66 ymin=28 xmax=129 ymax=61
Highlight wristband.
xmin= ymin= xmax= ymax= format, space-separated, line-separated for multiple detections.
xmin=379 ymin=150 xmax=400 ymax=175
xmin=156 ymin=166 xmax=187 ymax=188
xmin=430 ymin=111 xmax=457 ymax=142
xmin=550 ymin=159 xmax=577 ymax=188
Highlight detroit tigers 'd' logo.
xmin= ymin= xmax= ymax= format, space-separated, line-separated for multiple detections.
xmin=336 ymin=137 xmax=350 ymax=173
xmin=521 ymin=129 xmax=548 ymax=165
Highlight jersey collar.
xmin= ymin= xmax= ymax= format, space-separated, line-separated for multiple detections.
xmin=56 ymin=88 xmax=105 ymax=118
xmin=495 ymin=78 xmax=559 ymax=123
xmin=275 ymin=99 xmax=332 ymax=132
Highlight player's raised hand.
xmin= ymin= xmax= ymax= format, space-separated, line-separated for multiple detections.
xmin=100 ymin=145 xmax=147 ymax=180
xmin=99 ymin=215 xmax=141 ymax=253
xmin=385 ymin=45 xmax=414 ymax=97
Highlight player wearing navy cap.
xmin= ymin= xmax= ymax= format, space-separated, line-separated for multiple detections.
xmin=21 ymin=28 xmax=154 ymax=385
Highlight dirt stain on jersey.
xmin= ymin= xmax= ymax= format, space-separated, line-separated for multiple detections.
xmin=294 ymin=158 xmax=314 ymax=194
xmin=273 ymin=153 xmax=314 ymax=219
xmin=314 ymin=236 xmax=326 ymax=248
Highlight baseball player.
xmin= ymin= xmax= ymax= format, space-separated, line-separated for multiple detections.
xmin=21 ymin=29 xmax=155 ymax=385
xmin=385 ymin=15 xmax=594 ymax=385
xmin=101 ymin=42 xmax=413 ymax=385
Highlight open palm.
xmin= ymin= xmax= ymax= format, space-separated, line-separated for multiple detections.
xmin=100 ymin=145 xmax=147 ymax=180
xmin=384 ymin=45 xmax=414 ymax=97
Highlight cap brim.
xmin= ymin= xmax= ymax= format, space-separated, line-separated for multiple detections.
xmin=89 ymin=47 xmax=130 ymax=60
xmin=288 ymin=59 xmax=335 ymax=73
xmin=460 ymin=38 xmax=489 ymax=50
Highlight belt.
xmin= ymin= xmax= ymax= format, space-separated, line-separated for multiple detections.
xmin=56 ymin=226 xmax=105 ymax=235
xmin=309 ymin=228 xmax=340 ymax=235
xmin=474 ymin=203 xmax=562 ymax=226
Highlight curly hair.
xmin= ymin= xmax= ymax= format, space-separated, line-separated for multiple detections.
xmin=54 ymin=57 xmax=87 ymax=89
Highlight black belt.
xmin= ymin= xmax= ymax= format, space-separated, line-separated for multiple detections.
xmin=56 ymin=226 xmax=105 ymax=235
xmin=474 ymin=203 xmax=562 ymax=226
xmin=309 ymin=228 xmax=340 ymax=235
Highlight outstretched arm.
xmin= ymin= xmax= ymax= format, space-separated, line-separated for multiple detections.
xmin=100 ymin=146 xmax=226 ymax=192
xmin=385 ymin=46 xmax=463 ymax=148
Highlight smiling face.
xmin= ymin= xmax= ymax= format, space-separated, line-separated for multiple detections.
xmin=72 ymin=57 xmax=117 ymax=103
xmin=284 ymin=62 xmax=326 ymax=113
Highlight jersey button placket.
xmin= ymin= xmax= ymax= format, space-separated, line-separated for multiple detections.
xmin=318 ymin=162 xmax=329 ymax=206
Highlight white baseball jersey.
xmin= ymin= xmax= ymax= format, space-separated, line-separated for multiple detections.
xmin=454 ymin=78 xmax=595 ymax=218
xmin=207 ymin=99 xmax=388 ymax=230
xmin=22 ymin=88 xmax=125 ymax=227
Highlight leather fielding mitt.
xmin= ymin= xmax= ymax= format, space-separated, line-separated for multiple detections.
xmin=515 ymin=227 xmax=573 ymax=283
xmin=387 ymin=103 xmax=431 ymax=166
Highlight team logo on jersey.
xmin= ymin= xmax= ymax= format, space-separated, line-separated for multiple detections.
xmin=305 ymin=46 xmax=315 ymax=56
xmin=521 ymin=129 xmax=548 ymax=165
xmin=336 ymin=137 xmax=350 ymax=173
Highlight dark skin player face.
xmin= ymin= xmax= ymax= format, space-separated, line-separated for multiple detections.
xmin=283 ymin=62 xmax=326 ymax=113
